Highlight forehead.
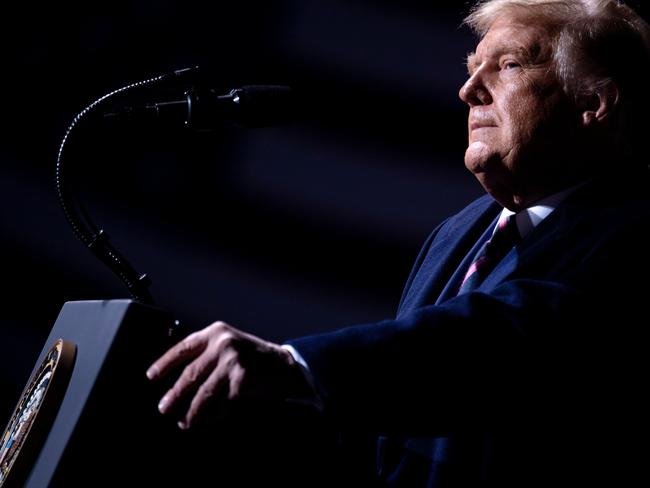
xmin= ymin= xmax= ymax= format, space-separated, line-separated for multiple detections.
xmin=471 ymin=16 xmax=554 ymax=62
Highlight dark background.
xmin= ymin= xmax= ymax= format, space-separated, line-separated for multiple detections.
xmin=1 ymin=0 xmax=647 ymax=432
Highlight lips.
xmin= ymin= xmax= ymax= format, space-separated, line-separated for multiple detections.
xmin=469 ymin=111 xmax=497 ymax=131
xmin=470 ymin=121 xmax=497 ymax=131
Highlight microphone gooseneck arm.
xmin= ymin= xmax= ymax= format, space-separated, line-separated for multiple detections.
xmin=104 ymin=84 xmax=294 ymax=130
xmin=55 ymin=67 xmax=197 ymax=304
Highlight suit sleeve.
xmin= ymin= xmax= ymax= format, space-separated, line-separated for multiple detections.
xmin=286 ymin=213 xmax=648 ymax=438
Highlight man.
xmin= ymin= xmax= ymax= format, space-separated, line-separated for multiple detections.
xmin=147 ymin=0 xmax=650 ymax=485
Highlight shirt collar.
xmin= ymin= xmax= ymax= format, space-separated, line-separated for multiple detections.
xmin=495 ymin=185 xmax=580 ymax=239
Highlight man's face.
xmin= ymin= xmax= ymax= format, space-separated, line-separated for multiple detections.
xmin=459 ymin=16 xmax=579 ymax=210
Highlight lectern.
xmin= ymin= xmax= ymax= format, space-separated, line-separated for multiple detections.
xmin=1 ymin=70 xmax=303 ymax=487
xmin=2 ymin=300 xmax=181 ymax=487
xmin=0 ymin=71 xmax=190 ymax=487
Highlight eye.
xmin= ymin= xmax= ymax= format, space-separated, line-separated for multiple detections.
xmin=502 ymin=60 xmax=521 ymax=70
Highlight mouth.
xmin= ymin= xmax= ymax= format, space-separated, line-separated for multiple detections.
xmin=470 ymin=122 xmax=497 ymax=131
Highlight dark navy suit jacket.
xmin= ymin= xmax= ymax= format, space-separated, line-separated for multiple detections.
xmin=288 ymin=170 xmax=649 ymax=486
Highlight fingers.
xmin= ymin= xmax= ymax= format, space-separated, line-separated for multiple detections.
xmin=145 ymin=320 xmax=300 ymax=430
xmin=146 ymin=329 xmax=207 ymax=381
xmin=178 ymin=361 xmax=244 ymax=429
xmin=157 ymin=351 xmax=220 ymax=416
xmin=148 ymin=322 xmax=236 ymax=423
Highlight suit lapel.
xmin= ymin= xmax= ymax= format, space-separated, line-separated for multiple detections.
xmin=479 ymin=192 xmax=587 ymax=291
xmin=399 ymin=187 xmax=593 ymax=309
xmin=398 ymin=197 xmax=501 ymax=315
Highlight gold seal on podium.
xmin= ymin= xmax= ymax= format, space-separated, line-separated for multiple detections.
xmin=0 ymin=339 xmax=76 ymax=487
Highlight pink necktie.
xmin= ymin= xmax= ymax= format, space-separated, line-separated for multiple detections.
xmin=458 ymin=214 xmax=521 ymax=294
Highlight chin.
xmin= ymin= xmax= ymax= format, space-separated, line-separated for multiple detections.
xmin=464 ymin=141 xmax=494 ymax=172
xmin=464 ymin=157 xmax=489 ymax=175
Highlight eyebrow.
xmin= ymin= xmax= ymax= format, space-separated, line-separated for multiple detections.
xmin=465 ymin=44 xmax=541 ymax=73
xmin=466 ymin=52 xmax=478 ymax=73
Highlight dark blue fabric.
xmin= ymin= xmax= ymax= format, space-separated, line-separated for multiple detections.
xmin=287 ymin=171 xmax=650 ymax=486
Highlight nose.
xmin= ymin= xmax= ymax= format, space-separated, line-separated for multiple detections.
xmin=459 ymin=71 xmax=492 ymax=106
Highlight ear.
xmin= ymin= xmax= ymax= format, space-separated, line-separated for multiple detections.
xmin=579 ymin=81 xmax=620 ymax=127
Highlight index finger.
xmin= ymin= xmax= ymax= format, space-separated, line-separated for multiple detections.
xmin=146 ymin=331 xmax=207 ymax=380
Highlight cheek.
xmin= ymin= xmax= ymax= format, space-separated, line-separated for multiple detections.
xmin=501 ymin=97 xmax=544 ymax=148
xmin=503 ymin=81 xmax=567 ymax=142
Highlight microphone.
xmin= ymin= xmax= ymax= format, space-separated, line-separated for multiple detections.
xmin=104 ymin=85 xmax=294 ymax=130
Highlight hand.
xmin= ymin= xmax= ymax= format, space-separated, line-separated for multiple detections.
xmin=146 ymin=321 xmax=310 ymax=430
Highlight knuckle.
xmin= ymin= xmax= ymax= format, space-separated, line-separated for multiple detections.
xmin=198 ymin=382 xmax=216 ymax=399
xmin=210 ymin=320 xmax=229 ymax=332
xmin=216 ymin=332 xmax=238 ymax=352
xmin=177 ymin=339 xmax=195 ymax=357
xmin=181 ymin=363 xmax=202 ymax=385
xmin=221 ymin=332 xmax=235 ymax=347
